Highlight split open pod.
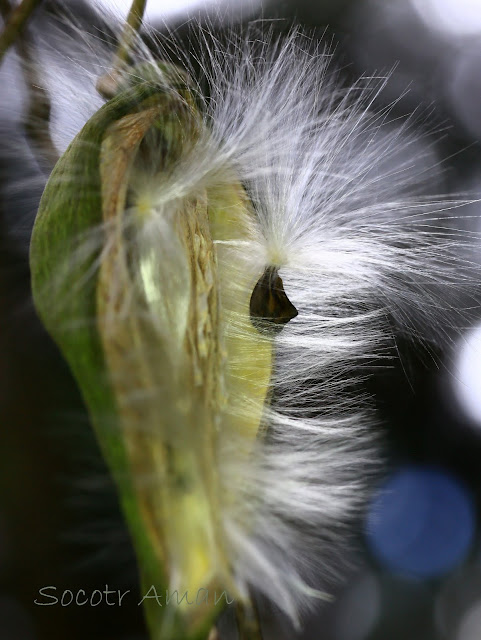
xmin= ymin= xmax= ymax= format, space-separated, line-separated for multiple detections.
xmin=29 ymin=65 xmax=292 ymax=639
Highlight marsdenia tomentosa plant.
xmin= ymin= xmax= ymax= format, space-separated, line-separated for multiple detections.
xmin=24 ymin=9 xmax=479 ymax=640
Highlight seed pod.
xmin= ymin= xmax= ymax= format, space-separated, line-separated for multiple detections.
xmin=30 ymin=65 xmax=274 ymax=640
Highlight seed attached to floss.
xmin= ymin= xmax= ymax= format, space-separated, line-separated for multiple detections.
xmin=250 ymin=266 xmax=298 ymax=334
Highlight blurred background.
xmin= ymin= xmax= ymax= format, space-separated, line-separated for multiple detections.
xmin=2 ymin=0 xmax=481 ymax=639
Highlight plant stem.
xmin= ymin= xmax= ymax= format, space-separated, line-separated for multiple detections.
xmin=0 ymin=0 xmax=58 ymax=168
xmin=19 ymin=35 xmax=58 ymax=167
xmin=0 ymin=0 xmax=41 ymax=64
xmin=114 ymin=0 xmax=147 ymax=69
xmin=97 ymin=0 xmax=147 ymax=98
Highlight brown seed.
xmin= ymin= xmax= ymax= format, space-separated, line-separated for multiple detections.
xmin=249 ymin=266 xmax=298 ymax=334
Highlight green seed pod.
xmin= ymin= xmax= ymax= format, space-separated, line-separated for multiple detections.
xmin=30 ymin=65 xmax=273 ymax=640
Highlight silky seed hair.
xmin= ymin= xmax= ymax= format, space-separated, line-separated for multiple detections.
xmin=7 ymin=3 xmax=481 ymax=625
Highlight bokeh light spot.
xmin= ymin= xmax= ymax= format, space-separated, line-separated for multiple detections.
xmin=95 ymin=0 xmax=259 ymax=21
xmin=435 ymin=567 xmax=481 ymax=639
xmin=96 ymin=0 xmax=216 ymax=20
xmin=454 ymin=324 xmax=481 ymax=427
xmin=457 ymin=601 xmax=481 ymax=640
xmin=411 ymin=0 xmax=481 ymax=37
xmin=365 ymin=466 xmax=475 ymax=578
